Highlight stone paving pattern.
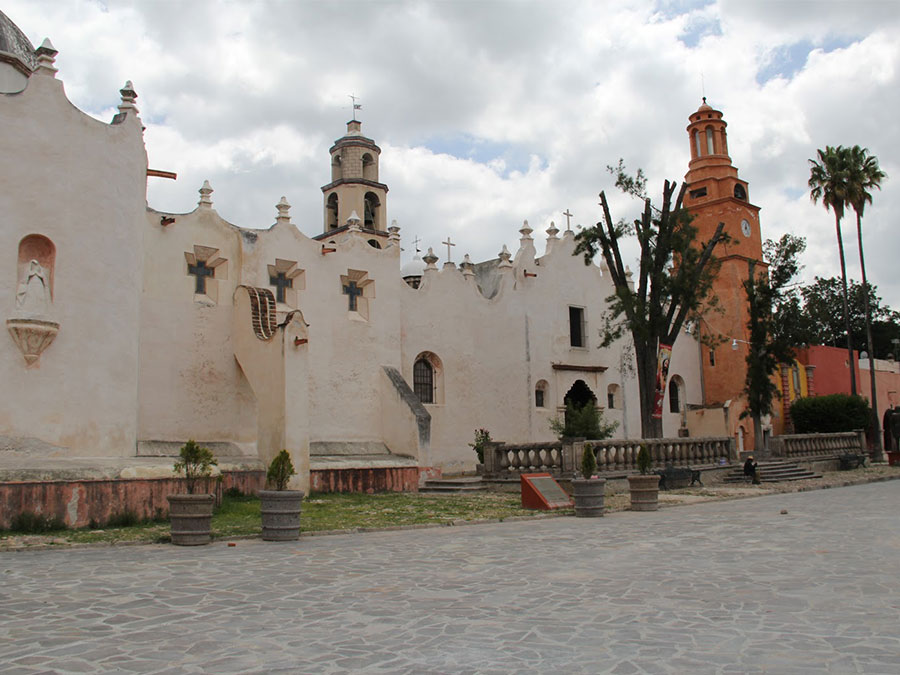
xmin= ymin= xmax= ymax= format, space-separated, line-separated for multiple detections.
xmin=2 ymin=481 xmax=899 ymax=674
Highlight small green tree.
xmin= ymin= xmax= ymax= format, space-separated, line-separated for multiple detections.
xmin=173 ymin=440 xmax=217 ymax=495
xmin=581 ymin=442 xmax=597 ymax=479
xmin=636 ymin=444 xmax=652 ymax=475
xmin=469 ymin=428 xmax=491 ymax=464
xmin=550 ymin=402 xmax=618 ymax=440
xmin=267 ymin=449 xmax=296 ymax=491
xmin=742 ymin=234 xmax=805 ymax=452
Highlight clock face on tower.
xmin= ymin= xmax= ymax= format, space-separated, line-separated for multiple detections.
xmin=741 ymin=219 xmax=751 ymax=238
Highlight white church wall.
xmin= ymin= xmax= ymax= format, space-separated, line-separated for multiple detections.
xmin=0 ymin=68 xmax=146 ymax=457
xmin=401 ymin=228 xmax=652 ymax=473
xmin=137 ymin=204 xmax=257 ymax=449
xmin=245 ymin=223 xmax=404 ymax=446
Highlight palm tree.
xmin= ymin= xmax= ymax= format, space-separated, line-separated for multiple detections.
xmin=809 ymin=145 xmax=856 ymax=395
xmin=846 ymin=145 xmax=887 ymax=458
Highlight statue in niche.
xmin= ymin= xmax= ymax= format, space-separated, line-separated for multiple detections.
xmin=16 ymin=259 xmax=52 ymax=317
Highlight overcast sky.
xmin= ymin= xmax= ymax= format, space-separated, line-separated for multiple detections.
xmin=7 ymin=0 xmax=900 ymax=310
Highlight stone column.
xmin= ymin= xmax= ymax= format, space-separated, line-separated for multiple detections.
xmin=805 ymin=365 xmax=817 ymax=397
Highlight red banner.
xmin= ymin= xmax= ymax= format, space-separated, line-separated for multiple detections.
xmin=652 ymin=342 xmax=673 ymax=419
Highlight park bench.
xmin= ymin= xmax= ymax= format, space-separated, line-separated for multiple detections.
xmin=655 ymin=465 xmax=702 ymax=490
xmin=838 ymin=453 xmax=867 ymax=471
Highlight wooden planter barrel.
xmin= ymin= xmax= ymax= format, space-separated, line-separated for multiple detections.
xmin=259 ymin=490 xmax=304 ymax=541
xmin=167 ymin=494 xmax=215 ymax=545
xmin=571 ymin=478 xmax=606 ymax=517
xmin=628 ymin=474 xmax=661 ymax=512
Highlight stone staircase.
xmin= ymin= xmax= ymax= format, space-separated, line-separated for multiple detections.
xmin=722 ymin=459 xmax=821 ymax=484
xmin=419 ymin=476 xmax=486 ymax=493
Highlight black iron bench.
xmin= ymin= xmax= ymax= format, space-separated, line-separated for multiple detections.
xmin=655 ymin=465 xmax=702 ymax=490
xmin=838 ymin=453 xmax=867 ymax=470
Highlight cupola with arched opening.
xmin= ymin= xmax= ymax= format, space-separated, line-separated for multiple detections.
xmin=319 ymin=120 xmax=389 ymax=239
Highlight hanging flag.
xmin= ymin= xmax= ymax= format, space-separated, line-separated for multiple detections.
xmin=652 ymin=342 xmax=673 ymax=419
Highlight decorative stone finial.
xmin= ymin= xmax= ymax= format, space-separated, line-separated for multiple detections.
xmin=275 ymin=196 xmax=291 ymax=225
xmin=118 ymin=80 xmax=138 ymax=114
xmin=388 ymin=220 xmax=401 ymax=243
xmin=198 ymin=180 xmax=214 ymax=208
xmin=423 ymin=247 xmax=439 ymax=270
xmin=461 ymin=254 xmax=475 ymax=280
xmin=519 ymin=219 xmax=533 ymax=240
xmin=498 ymin=245 xmax=513 ymax=269
xmin=347 ymin=210 xmax=362 ymax=231
xmin=546 ymin=221 xmax=559 ymax=240
xmin=35 ymin=38 xmax=58 ymax=76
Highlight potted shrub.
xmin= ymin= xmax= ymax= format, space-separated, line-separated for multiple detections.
xmin=469 ymin=428 xmax=491 ymax=474
xmin=627 ymin=444 xmax=660 ymax=511
xmin=260 ymin=449 xmax=304 ymax=541
xmin=168 ymin=440 xmax=217 ymax=545
xmin=571 ymin=442 xmax=606 ymax=517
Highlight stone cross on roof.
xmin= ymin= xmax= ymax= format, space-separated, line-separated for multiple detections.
xmin=442 ymin=237 xmax=456 ymax=262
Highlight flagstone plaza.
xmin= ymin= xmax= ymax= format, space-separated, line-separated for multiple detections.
xmin=2 ymin=482 xmax=899 ymax=674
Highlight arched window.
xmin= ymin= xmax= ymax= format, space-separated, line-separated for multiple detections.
xmin=535 ymin=380 xmax=549 ymax=408
xmin=693 ymin=130 xmax=702 ymax=157
xmin=362 ymin=153 xmax=376 ymax=181
xmin=413 ymin=352 xmax=443 ymax=404
xmin=413 ymin=359 xmax=433 ymax=403
xmin=791 ymin=364 xmax=801 ymax=401
xmin=734 ymin=184 xmax=747 ymax=200
xmin=326 ymin=193 xmax=339 ymax=230
xmin=331 ymin=153 xmax=342 ymax=181
xmin=669 ymin=375 xmax=685 ymax=413
xmin=364 ymin=192 xmax=380 ymax=230
xmin=607 ymin=384 xmax=621 ymax=410
xmin=706 ymin=127 xmax=715 ymax=155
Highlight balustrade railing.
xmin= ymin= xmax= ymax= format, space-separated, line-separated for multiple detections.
xmin=482 ymin=441 xmax=568 ymax=478
xmin=483 ymin=436 xmax=735 ymax=478
xmin=588 ymin=437 xmax=734 ymax=473
xmin=769 ymin=431 xmax=865 ymax=459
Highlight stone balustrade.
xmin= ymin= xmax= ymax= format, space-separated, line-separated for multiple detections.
xmin=483 ymin=436 xmax=735 ymax=478
xmin=587 ymin=437 xmax=735 ymax=473
xmin=482 ymin=441 xmax=569 ymax=478
xmin=769 ymin=431 xmax=866 ymax=459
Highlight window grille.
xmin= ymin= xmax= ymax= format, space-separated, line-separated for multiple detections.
xmin=413 ymin=359 xmax=434 ymax=403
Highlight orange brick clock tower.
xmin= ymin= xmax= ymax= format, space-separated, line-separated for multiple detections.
xmin=684 ymin=99 xmax=765 ymax=447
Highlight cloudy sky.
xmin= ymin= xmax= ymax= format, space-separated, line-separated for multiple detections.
xmin=7 ymin=0 xmax=900 ymax=309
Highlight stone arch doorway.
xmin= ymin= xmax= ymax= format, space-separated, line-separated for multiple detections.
xmin=564 ymin=379 xmax=596 ymax=409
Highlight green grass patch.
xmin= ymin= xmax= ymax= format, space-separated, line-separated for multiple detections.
xmin=1 ymin=491 xmax=544 ymax=547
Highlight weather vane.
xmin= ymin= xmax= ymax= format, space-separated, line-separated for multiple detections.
xmin=349 ymin=94 xmax=362 ymax=121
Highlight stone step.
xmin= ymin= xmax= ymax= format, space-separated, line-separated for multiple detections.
xmin=420 ymin=477 xmax=486 ymax=493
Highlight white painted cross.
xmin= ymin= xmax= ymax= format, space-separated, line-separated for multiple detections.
xmin=442 ymin=237 xmax=456 ymax=262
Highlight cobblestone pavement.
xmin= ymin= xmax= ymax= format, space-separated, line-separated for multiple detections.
xmin=2 ymin=482 xmax=899 ymax=674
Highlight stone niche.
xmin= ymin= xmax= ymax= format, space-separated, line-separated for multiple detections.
xmin=7 ymin=234 xmax=60 ymax=366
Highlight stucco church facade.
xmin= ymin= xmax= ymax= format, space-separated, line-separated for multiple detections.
xmin=2 ymin=12 xmax=762 ymax=496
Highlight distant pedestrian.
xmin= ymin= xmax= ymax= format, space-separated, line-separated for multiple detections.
xmin=743 ymin=456 xmax=760 ymax=485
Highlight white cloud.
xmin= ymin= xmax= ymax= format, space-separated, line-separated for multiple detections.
xmin=6 ymin=0 xmax=900 ymax=308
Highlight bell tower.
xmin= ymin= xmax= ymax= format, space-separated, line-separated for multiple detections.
xmin=320 ymin=120 xmax=389 ymax=239
xmin=684 ymin=99 xmax=764 ymax=408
